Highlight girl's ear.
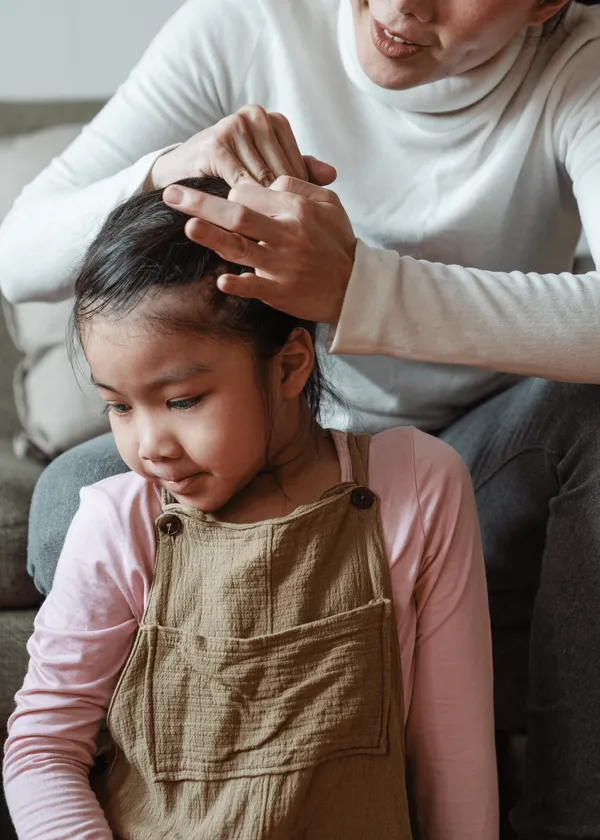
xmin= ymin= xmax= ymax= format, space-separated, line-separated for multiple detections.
xmin=528 ymin=0 xmax=571 ymax=26
xmin=278 ymin=328 xmax=315 ymax=401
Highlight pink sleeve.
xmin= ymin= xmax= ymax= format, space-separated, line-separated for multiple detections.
xmin=371 ymin=428 xmax=498 ymax=840
xmin=3 ymin=478 xmax=156 ymax=839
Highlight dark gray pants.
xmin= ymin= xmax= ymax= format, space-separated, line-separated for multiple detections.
xmin=28 ymin=378 xmax=600 ymax=839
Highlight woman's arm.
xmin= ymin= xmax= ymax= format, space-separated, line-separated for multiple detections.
xmin=328 ymin=43 xmax=600 ymax=382
xmin=0 ymin=0 xmax=264 ymax=305
xmin=3 ymin=483 xmax=152 ymax=839
xmin=166 ymin=157 xmax=600 ymax=382
xmin=328 ymin=244 xmax=600 ymax=383
xmin=174 ymin=39 xmax=600 ymax=383
xmin=405 ymin=430 xmax=498 ymax=840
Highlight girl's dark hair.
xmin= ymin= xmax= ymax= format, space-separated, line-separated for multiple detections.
xmin=73 ymin=176 xmax=332 ymax=419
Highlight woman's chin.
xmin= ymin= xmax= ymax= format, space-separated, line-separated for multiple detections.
xmin=356 ymin=39 xmax=435 ymax=90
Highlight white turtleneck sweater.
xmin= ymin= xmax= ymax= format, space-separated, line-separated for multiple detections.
xmin=0 ymin=0 xmax=599 ymax=431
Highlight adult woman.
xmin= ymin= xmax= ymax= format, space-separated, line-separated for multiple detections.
xmin=0 ymin=0 xmax=598 ymax=836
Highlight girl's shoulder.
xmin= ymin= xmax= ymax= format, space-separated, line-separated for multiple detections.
xmin=366 ymin=429 xmax=474 ymax=563
xmin=78 ymin=471 xmax=163 ymax=530
xmin=51 ymin=473 xmax=162 ymax=611
xmin=370 ymin=427 xmax=469 ymax=483
xmin=368 ymin=427 xmax=472 ymax=518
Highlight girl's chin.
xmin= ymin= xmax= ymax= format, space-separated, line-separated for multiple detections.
xmin=170 ymin=487 xmax=233 ymax=516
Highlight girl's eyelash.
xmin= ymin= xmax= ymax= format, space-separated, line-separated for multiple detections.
xmin=102 ymin=403 xmax=130 ymax=415
xmin=101 ymin=396 xmax=203 ymax=415
xmin=168 ymin=396 xmax=203 ymax=410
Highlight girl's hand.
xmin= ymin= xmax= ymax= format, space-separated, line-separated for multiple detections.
xmin=162 ymin=177 xmax=356 ymax=325
xmin=150 ymin=105 xmax=337 ymax=189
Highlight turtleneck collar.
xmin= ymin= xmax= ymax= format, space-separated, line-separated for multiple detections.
xmin=337 ymin=0 xmax=536 ymax=114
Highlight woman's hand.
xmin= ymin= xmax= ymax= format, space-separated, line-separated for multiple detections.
xmin=163 ymin=177 xmax=357 ymax=325
xmin=150 ymin=105 xmax=337 ymax=190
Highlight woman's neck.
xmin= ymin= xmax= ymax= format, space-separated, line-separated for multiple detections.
xmin=337 ymin=0 xmax=533 ymax=115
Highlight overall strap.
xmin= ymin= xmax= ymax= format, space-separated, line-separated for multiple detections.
xmin=161 ymin=487 xmax=178 ymax=510
xmin=346 ymin=433 xmax=371 ymax=486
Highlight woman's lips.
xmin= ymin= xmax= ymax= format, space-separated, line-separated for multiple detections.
xmin=370 ymin=18 xmax=429 ymax=59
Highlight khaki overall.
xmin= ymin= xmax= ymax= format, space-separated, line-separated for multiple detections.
xmin=98 ymin=434 xmax=413 ymax=839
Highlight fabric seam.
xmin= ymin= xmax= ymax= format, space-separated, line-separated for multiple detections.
xmin=409 ymin=427 xmax=427 ymax=560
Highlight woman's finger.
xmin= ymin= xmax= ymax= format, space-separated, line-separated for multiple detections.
xmin=184 ymin=218 xmax=279 ymax=274
xmin=211 ymin=146 xmax=257 ymax=186
xmin=217 ymin=271 xmax=273 ymax=303
xmin=226 ymin=181 xmax=294 ymax=217
xmin=164 ymin=185 xmax=282 ymax=242
xmin=269 ymin=113 xmax=308 ymax=181
xmin=237 ymin=106 xmax=298 ymax=183
xmin=303 ymin=155 xmax=337 ymax=186
xmin=225 ymin=179 xmax=341 ymax=223
xmin=269 ymin=175 xmax=342 ymax=205
xmin=216 ymin=119 xmax=275 ymax=186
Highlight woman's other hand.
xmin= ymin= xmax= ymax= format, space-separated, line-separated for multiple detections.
xmin=163 ymin=177 xmax=356 ymax=325
xmin=150 ymin=105 xmax=337 ymax=190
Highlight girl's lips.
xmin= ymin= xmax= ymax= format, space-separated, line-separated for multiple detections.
xmin=159 ymin=472 xmax=203 ymax=493
xmin=370 ymin=18 xmax=428 ymax=59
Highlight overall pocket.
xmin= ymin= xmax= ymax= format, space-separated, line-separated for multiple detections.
xmin=145 ymin=599 xmax=392 ymax=781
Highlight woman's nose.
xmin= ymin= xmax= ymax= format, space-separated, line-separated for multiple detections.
xmin=388 ymin=0 xmax=434 ymax=24
xmin=137 ymin=418 xmax=181 ymax=462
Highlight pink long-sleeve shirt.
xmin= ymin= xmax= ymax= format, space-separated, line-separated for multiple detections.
xmin=4 ymin=428 xmax=498 ymax=839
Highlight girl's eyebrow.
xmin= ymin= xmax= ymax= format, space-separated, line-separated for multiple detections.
xmin=91 ymin=363 xmax=214 ymax=393
xmin=150 ymin=363 xmax=214 ymax=385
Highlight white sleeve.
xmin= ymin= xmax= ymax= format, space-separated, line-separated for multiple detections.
xmin=329 ymin=45 xmax=600 ymax=384
xmin=0 ymin=0 xmax=265 ymax=304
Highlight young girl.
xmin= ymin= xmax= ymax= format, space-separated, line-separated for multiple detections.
xmin=3 ymin=178 xmax=497 ymax=840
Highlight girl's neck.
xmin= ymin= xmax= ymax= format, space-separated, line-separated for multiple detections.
xmin=210 ymin=416 xmax=341 ymax=525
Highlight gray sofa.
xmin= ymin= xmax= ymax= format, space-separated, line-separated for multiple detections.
xmin=0 ymin=100 xmax=105 ymax=837
xmin=0 ymin=310 xmax=43 ymax=838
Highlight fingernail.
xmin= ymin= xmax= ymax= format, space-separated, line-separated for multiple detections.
xmin=163 ymin=186 xmax=184 ymax=205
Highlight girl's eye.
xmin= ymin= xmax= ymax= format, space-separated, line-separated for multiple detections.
xmin=102 ymin=403 xmax=131 ymax=416
xmin=168 ymin=396 xmax=203 ymax=411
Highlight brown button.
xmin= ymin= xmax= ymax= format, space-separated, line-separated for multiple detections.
xmin=351 ymin=487 xmax=375 ymax=510
xmin=158 ymin=513 xmax=183 ymax=537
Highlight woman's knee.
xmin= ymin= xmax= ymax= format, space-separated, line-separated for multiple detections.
xmin=27 ymin=434 xmax=126 ymax=595
xmin=498 ymin=380 xmax=600 ymax=456
xmin=522 ymin=379 xmax=600 ymax=423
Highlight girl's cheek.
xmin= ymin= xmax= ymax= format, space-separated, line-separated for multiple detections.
xmin=112 ymin=423 xmax=137 ymax=463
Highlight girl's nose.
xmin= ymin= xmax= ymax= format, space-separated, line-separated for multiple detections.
xmin=137 ymin=418 xmax=181 ymax=462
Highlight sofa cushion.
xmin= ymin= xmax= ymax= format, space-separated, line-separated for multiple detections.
xmin=5 ymin=316 xmax=109 ymax=456
xmin=0 ymin=442 xmax=44 ymax=609
xmin=0 ymin=610 xmax=36 ymax=726
xmin=0 ymin=124 xmax=109 ymax=459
